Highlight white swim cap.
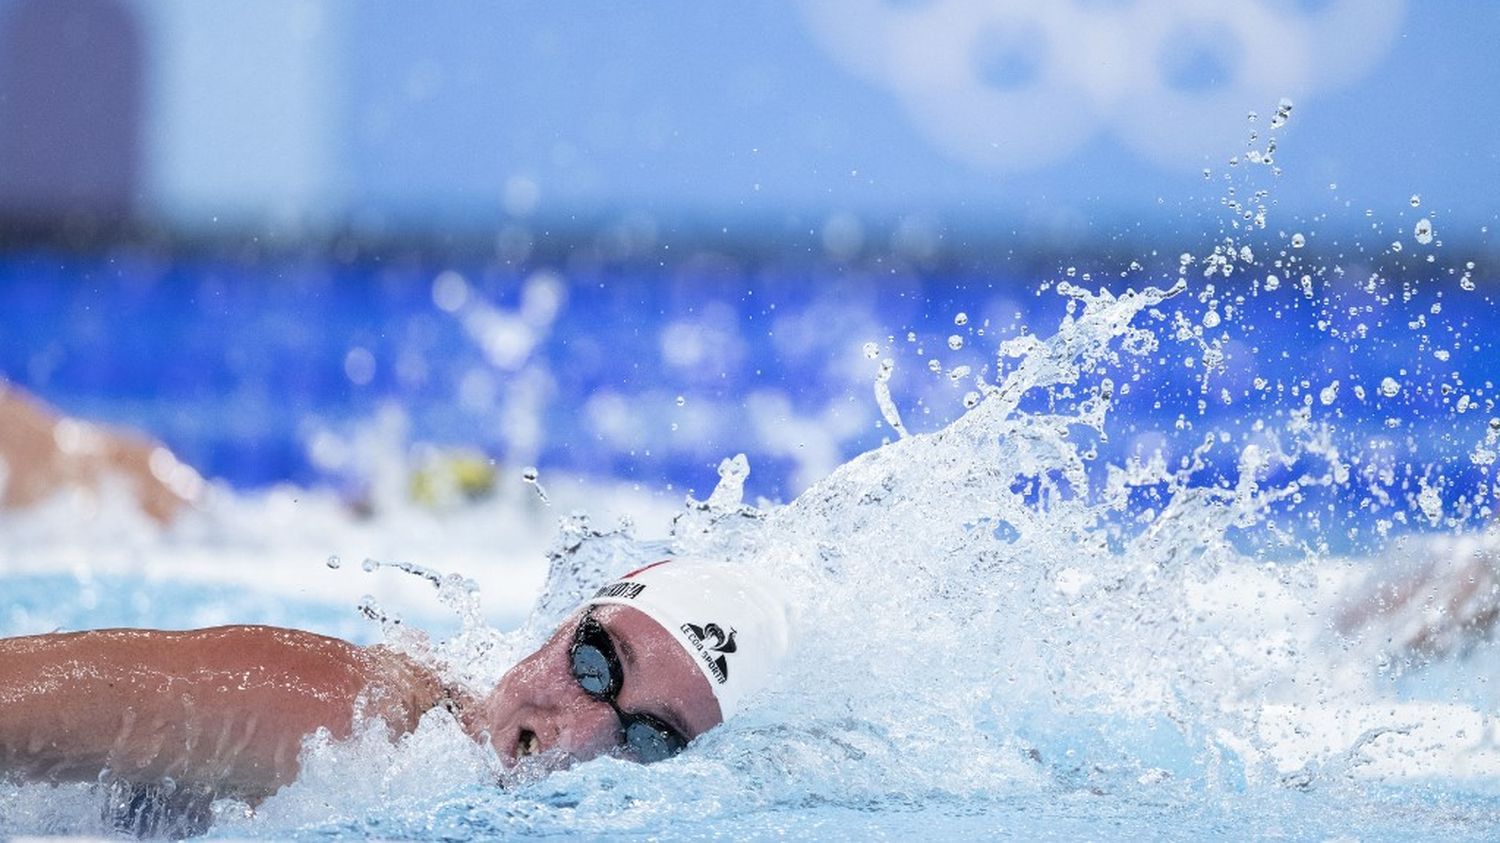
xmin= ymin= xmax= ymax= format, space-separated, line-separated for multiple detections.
xmin=586 ymin=559 xmax=791 ymax=721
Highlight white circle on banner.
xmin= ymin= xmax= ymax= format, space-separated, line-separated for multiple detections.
xmin=886 ymin=1 xmax=1101 ymax=170
xmin=794 ymin=0 xmax=1406 ymax=172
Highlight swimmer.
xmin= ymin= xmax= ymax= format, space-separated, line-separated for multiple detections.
xmin=0 ymin=560 xmax=789 ymax=807
xmin=0 ymin=380 xmax=202 ymax=523
xmin=1337 ymin=534 xmax=1500 ymax=661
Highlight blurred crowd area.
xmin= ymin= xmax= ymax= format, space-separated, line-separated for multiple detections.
xmin=0 ymin=0 xmax=1494 ymax=509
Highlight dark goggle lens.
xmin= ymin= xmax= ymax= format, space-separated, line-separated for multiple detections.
xmin=623 ymin=718 xmax=687 ymax=763
xmin=570 ymin=642 xmax=615 ymax=697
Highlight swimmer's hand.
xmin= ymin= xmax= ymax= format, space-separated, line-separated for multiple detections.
xmin=1337 ymin=542 xmax=1500 ymax=661
xmin=0 ymin=626 xmax=444 ymax=803
xmin=0 ymin=382 xmax=202 ymax=524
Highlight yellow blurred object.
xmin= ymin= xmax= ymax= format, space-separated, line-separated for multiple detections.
xmin=408 ymin=449 xmax=497 ymax=508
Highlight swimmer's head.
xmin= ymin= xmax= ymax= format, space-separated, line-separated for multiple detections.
xmin=477 ymin=559 xmax=790 ymax=769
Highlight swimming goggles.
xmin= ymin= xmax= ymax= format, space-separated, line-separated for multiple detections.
xmin=569 ymin=608 xmax=689 ymax=762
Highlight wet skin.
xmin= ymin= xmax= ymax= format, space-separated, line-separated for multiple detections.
xmin=0 ymin=606 xmax=721 ymax=803
xmin=470 ymin=603 xmax=723 ymax=767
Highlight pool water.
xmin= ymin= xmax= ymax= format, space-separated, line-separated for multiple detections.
xmin=4 ymin=126 xmax=1500 ymax=839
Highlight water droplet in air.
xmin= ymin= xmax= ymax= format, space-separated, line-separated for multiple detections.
xmin=1270 ymin=97 xmax=1293 ymax=129
xmin=928 ymin=359 xmax=942 ymax=374
xmin=1379 ymin=377 xmax=1402 ymax=398
xmin=863 ymin=341 xmax=880 ymax=359
xmin=948 ymin=335 xmax=964 ymax=351
xmin=1410 ymin=194 xmax=1421 ymax=207
xmin=675 ymin=394 xmax=686 ymax=407
xmin=362 ymin=558 xmax=379 ymax=573
xmin=963 ymin=391 xmax=980 ymax=409
xmin=1414 ymin=218 xmax=1434 ymax=245
xmin=1264 ymin=274 xmax=1281 ymax=291
xmin=1202 ymin=310 xmax=1221 ymax=329
xmin=1390 ymin=241 xmax=1403 ymax=253
xmin=873 ymin=358 xmax=908 ymax=438
xmin=954 ymin=312 xmax=969 ymax=326
xmin=1290 ymin=233 xmax=1306 ymax=249
xmin=326 ymin=555 xmax=342 ymax=570
xmin=1320 ymin=381 xmax=1339 ymax=405
xmin=521 ymin=467 xmax=550 ymax=503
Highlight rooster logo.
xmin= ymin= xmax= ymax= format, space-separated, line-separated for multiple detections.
xmin=682 ymin=622 xmax=737 ymax=682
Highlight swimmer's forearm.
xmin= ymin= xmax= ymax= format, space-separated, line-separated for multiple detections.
xmin=0 ymin=626 xmax=430 ymax=798
xmin=0 ymin=383 xmax=197 ymax=522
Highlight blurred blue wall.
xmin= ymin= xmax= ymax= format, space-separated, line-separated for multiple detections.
xmin=0 ymin=0 xmax=1494 ymax=240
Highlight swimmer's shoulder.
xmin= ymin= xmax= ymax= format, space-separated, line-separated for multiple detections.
xmin=357 ymin=644 xmax=463 ymax=731
xmin=168 ymin=626 xmax=448 ymax=720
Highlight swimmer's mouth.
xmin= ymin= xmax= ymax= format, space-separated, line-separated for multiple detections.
xmin=516 ymin=728 xmax=541 ymax=759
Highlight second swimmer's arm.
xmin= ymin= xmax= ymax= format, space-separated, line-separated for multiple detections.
xmin=0 ymin=625 xmax=439 ymax=801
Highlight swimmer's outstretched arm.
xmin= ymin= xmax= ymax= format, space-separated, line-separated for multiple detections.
xmin=0 ymin=381 xmax=200 ymax=523
xmin=0 ymin=625 xmax=442 ymax=801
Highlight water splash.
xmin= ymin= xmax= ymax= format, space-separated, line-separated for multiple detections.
xmin=5 ymin=99 xmax=1500 ymax=838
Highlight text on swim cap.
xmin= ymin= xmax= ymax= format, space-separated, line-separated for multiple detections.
xmin=593 ymin=581 xmax=647 ymax=600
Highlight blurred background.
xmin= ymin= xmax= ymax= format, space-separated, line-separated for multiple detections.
xmin=0 ymin=0 xmax=1494 ymax=506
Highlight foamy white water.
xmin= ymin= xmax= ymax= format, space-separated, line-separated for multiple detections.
xmin=3 ymin=107 xmax=1500 ymax=838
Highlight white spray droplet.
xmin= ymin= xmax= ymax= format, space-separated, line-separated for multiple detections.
xmin=1414 ymin=218 xmax=1434 ymax=246
xmin=954 ymin=312 xmax=969 ymax=326
xmin=1379 ymin=377 xmax=1402 ymax=398
xmin=1270 ymin=97 xmax=1293 ymax=129
xmin=521 ymin=466 xmax=550 ymax=504
xmin=326 ymin=555 xmax=342 ymax=570
xmin=862 ymin=341 xmax=880 ymax=359
xmin=874 ymin=358 xmax=909 ymax=438
xmin=948 ymin=335 xmax=964 ymax=351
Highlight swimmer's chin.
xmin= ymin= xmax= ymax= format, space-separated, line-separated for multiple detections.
xmin=495 ymin=750 xmax=579 ymax=789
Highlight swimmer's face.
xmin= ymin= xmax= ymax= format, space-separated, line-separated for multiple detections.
xmin=478 ymin=603 xmax=723 ymax=769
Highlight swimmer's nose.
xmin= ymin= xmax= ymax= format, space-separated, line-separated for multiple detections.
xmin=517 ymin=662 xmax=623 ymax=761
xmin=548 ymin=692 xmax=622 ymax=761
